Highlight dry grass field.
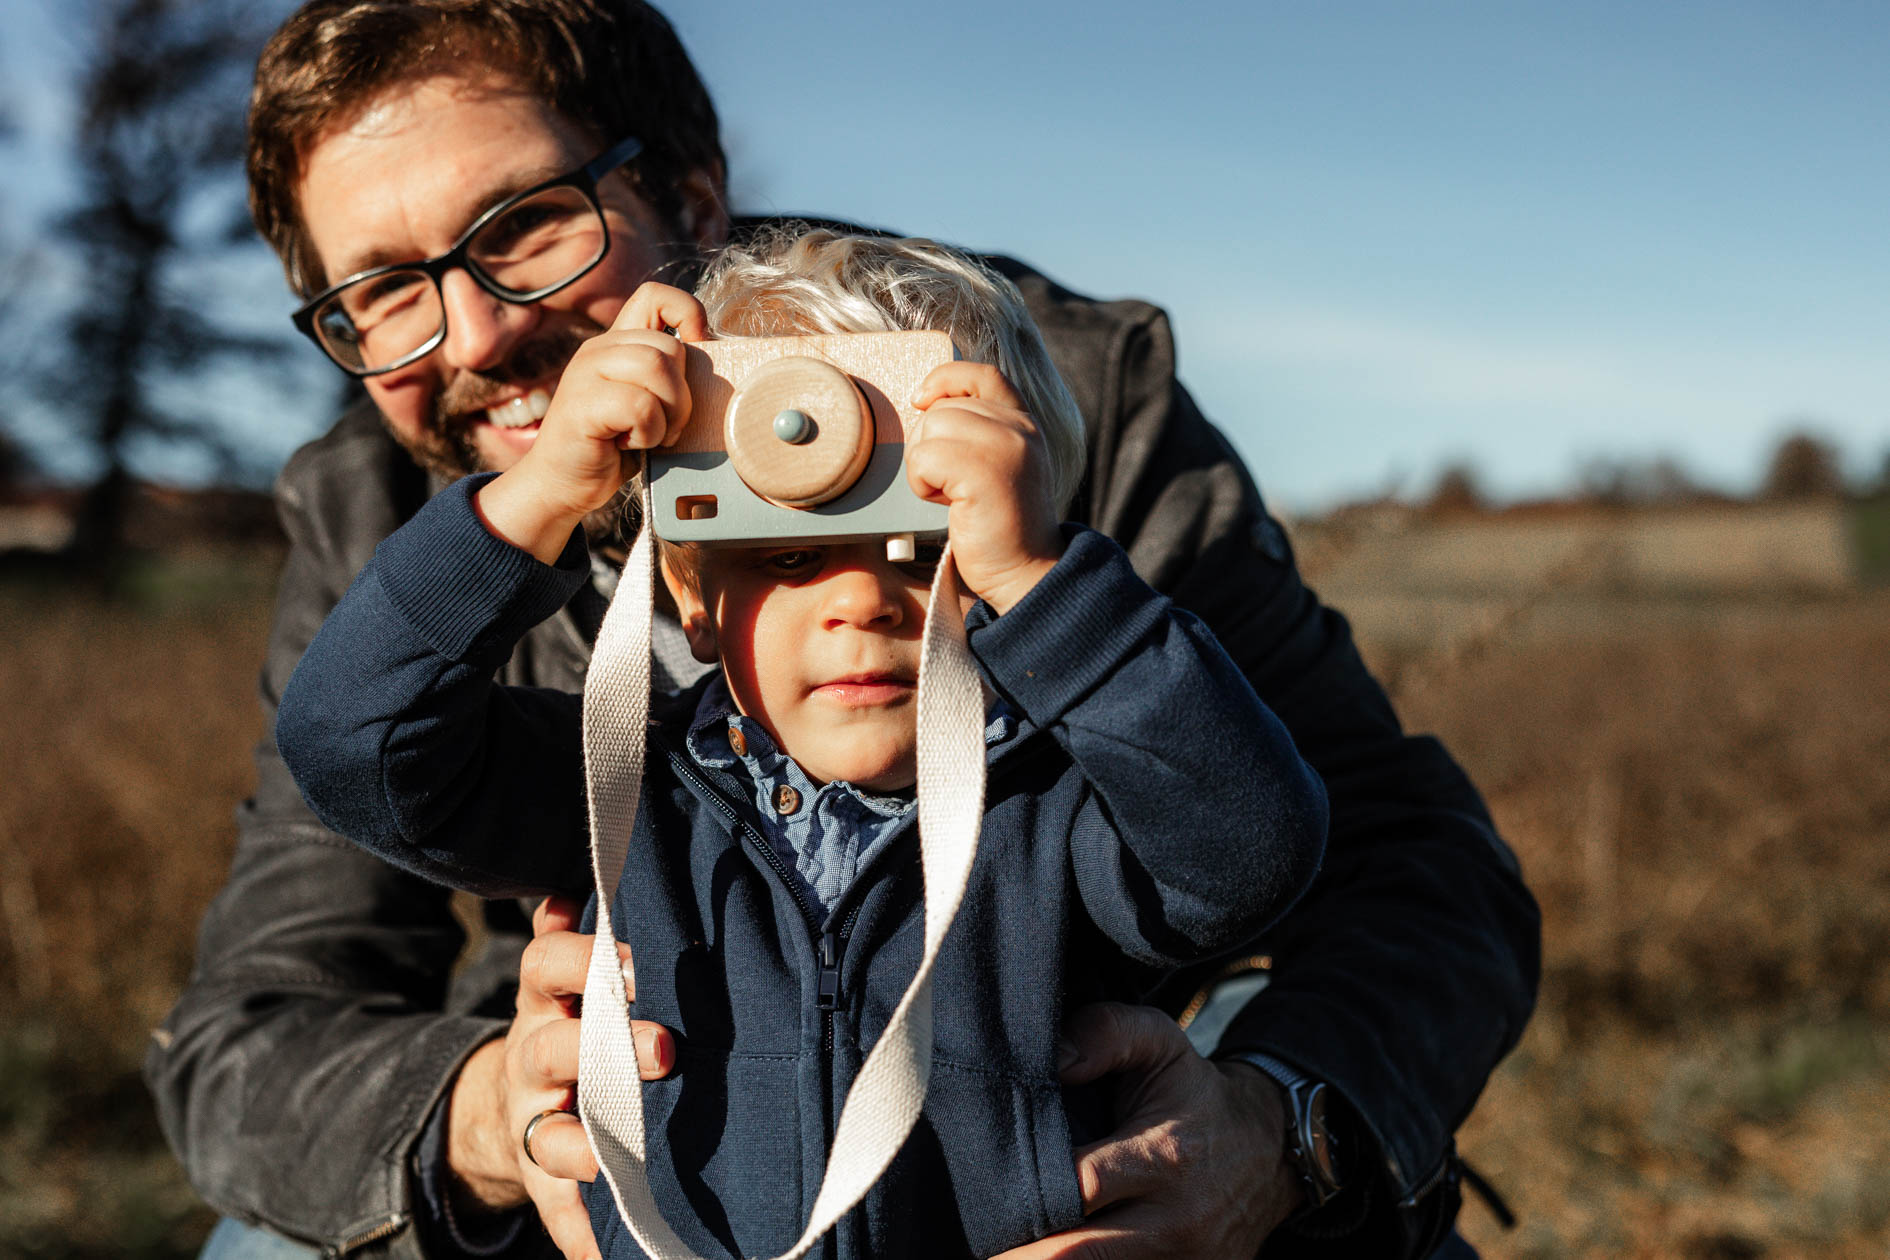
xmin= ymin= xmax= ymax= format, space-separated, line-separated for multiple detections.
xmin=1 ymin=507 xmax=1885 ymax=1257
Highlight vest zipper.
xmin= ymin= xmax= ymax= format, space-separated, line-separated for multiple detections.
xmin=669 ymin=751 xmax=853 ymax=1064
xmin=669 ymin=753 xmax=822 ymax=932
xmin=816 ymin=903 xmax=865 ymax=1052
xmin=817 ymin=928 xmax=843 ymax=1010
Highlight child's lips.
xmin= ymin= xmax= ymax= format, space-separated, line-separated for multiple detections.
xmin=813 ymin=674 xmax=917 ymax=706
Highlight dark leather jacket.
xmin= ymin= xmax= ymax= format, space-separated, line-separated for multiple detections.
xmin=146 ymin=246 xmax=1539 ymax=1258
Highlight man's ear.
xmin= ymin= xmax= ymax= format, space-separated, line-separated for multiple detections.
xmin=676 ymin=164 xmax=730 ymax=252
xmin=660 ymin=554 xmax=719 ymax=664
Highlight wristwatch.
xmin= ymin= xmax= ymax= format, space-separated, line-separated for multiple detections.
xmin=1221 ymin=1051 xmax=1347 ymax=1213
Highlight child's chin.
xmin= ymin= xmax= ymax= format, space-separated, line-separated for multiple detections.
xmin=807 ymin=747 xmax=916 ymax=793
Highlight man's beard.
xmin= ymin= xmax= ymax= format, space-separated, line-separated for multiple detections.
xmin=398 ymin=324 xmax=596 ymax=480
xmin=380 ymin=322 xmax=641 ymax=546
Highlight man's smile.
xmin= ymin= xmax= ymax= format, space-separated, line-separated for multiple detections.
xmin=485 ymin=387 xmax=552 ymax=430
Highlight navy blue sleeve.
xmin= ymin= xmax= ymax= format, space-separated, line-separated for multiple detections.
xmin=276 ymin=474 xmax=595 ymax=898
xmin=968 ymin=527 xmax=1328 ymax=966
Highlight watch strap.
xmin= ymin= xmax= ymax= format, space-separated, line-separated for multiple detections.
xmin=1220 ymin=1050 xmax=1345 ymax=1211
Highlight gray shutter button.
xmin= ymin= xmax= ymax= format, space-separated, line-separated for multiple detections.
xmin=773 ymin=409 xmax=813 ymax=444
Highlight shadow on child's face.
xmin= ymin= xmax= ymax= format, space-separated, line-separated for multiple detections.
xmin=663 ymin=541 xmax=931 ymax=791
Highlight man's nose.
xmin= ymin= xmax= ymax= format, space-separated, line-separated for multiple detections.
xmin=821 ymin=558 xmax=908 ymax=631
xmin=436 ymin=267 xmax=535 ymax=374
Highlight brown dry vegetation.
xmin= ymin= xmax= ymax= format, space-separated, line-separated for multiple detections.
xmin=1 ymin=550 xmax=281 ymax=1257
xmin=1355 ymin=583 xmax=1890 ymax=1258
xmin=2 ymin=522 xmax=1886 ymax=1257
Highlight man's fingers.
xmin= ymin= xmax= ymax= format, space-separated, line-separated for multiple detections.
xmin=985 ymin=1219 xmax=1138 ymax=1260
xmin=518 ymin=1016 xmax=580 ymax=1092
xmin=523 ymin=1111 xmax=597 ymax=1182
xmin=987 ymin=1198 xmax=1179 ymax=1260
xmin=1055 ymin=1002 xmax=1191 ymax=1086
xmin=1070 ymin=1125 xmax=1193 ymax=1215
xmin=632 ymin=1021 xmax=676 ymax=1080
xmin=533 ymin=895 xmax=586 ymax=936
xmin=519 ymin=1013 xmax=675 ymax=1090
xmin=611 ymin=281 xmax=711 ymax=341
xmin=519 ymin=932 xmax=636 ymax=1015
xmin=532 ymin=1175 xmax=603 ymax=1260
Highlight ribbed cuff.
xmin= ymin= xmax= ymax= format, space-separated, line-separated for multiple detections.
xmin=373 ymin=473 xmax=589 ymax=666
xmin=967 ymin=527 xmax=1170 ymax=728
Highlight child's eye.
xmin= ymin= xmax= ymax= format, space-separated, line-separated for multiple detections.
xmin=761 ymin=549 xmax=823 ymax=576
xmin=896 ymin=542 xmax=946 ymax=581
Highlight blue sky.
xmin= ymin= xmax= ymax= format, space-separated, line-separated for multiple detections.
xmin=4 ymin=1 xmax=1885 ymax=512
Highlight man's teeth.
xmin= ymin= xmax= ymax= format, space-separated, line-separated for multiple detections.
xmin=486 ymin=388 xmax=552 ymax=429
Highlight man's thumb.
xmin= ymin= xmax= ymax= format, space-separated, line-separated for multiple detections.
xmin=1054 ymin=1001 xmax=1191 ymax=1086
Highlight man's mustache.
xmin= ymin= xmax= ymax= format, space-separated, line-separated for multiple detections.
xmin=432 ymin=325 xmax=598 ymax=423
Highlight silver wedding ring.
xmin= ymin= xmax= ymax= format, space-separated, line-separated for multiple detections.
xmin=522 ymin=1106 xmax=574 ymax=1169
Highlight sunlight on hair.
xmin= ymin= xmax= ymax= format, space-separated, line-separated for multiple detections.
xmin=695 ymin=227 xmax=1087 ymax=515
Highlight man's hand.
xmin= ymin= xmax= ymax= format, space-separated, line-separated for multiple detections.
xmin=444 ymin=896 xmax=677 ymax=1260
xmin=991 ymin=1002 xmax=1301 ymax=1260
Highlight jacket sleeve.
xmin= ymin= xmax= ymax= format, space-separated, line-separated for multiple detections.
xmin=143 ymin=423 xmax=549 ymax=1259
xmin=1009 ymin=266 xmax=1541 ymax=1243
xmin=968 ymin=528 xmax=1327 ymax=967
xmin=277 ymin=474 xmax=593 ymax=899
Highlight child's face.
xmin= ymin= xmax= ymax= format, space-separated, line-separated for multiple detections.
xmin=664 ymin=541 xmax=947 ymax=791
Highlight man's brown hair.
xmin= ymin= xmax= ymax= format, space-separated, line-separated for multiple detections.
xmin=248 ymin=0 xmax=725 ymax=296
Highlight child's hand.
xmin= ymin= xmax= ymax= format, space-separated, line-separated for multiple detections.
xmin=476 ymin=283 xmax=708 ymax=563
xmin=907 ymin=363 xmax=1064 ymax=614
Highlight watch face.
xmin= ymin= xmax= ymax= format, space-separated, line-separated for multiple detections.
xmin=1304 ymin=1083 xmax=1341 ymax=1185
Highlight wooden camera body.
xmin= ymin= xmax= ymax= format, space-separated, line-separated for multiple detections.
xmin=647 ymin=331 xmax=955 ymax=547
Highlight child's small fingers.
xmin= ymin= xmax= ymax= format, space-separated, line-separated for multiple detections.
xmin=911 ymin=361 xmax=1024 ymax=411
xmin=902 ymin=434 xmax=952 ymax=504
xmin=903 ymin=434 xmax=990 ymax=506
xmin=611 ymin=281 xmax=711 ymax=340
xmin=583 ymin=342 xmax=691 ymax=447
xmin=587 ymin=384 xmax=670 ymax=452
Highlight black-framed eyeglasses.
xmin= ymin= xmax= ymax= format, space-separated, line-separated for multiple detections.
xmin=292 ymin=136 xmax=644 ymax=376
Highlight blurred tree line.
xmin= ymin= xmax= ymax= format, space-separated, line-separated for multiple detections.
xmin=0 ymin=0 xmax=308 ymax=578
xmin=1421 ymin=427 xmax=1886 ymax=517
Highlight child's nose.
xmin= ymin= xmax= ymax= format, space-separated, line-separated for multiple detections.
xmin=821 ymin=559 xmax=907 ymax=631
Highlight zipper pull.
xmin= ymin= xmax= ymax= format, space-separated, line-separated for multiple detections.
xmin=817 ymin=929 xmax=842 ymax=1010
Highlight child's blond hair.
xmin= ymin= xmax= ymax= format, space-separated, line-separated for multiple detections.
xmin=693 ymin=227 xmax=1087 ymax=514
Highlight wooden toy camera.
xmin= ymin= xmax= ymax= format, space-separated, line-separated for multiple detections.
xmin=647 ymin=331 xmax=954 ymax=553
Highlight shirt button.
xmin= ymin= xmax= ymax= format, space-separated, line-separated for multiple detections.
xmin=727 ymin=726 xmax=748 ymax=757
xmin=773 ymin=784 xmax=801 ymax=816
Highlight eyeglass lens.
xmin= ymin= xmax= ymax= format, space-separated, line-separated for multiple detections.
xmin=311 ymin=184 xmax=608 ymax=372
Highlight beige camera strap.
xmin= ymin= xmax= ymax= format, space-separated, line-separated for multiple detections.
xmin=578 ymin=505 xmax=986 ymax=1260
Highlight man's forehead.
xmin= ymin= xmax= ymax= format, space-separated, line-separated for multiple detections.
xmin=321 ymin=157 xmax=576 ymax=279
xmin=297 ymin=72 xmax=596 ymax=282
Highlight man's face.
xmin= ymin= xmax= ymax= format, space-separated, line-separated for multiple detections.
xmin=298 ymin=72 xmax=714 ymax=476
xmin=666 ymin=543 xmax=948 ymax=792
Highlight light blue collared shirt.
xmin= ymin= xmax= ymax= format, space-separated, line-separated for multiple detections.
xmin=684 ymin=675 xmax=1016 ymax=917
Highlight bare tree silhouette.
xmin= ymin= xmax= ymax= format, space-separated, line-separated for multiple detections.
xmin=1760 ymin=429 xmax=1845 ymax=502
xmin=1426 ymin=458 xmax=1486 ymax=516
xmin=39 ymin=0 xmax=292 ymax=576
